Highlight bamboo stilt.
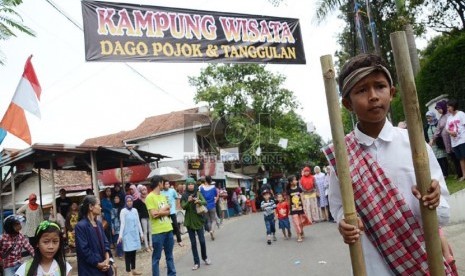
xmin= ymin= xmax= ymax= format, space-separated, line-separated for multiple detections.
xmin=320 ymin=55 xmax=367 ymax=276
xmin=390 ymin=31 xmax=445 ymax=276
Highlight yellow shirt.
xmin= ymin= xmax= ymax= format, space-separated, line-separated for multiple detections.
xmin=145 ymin=192 xmax=173 ymax=234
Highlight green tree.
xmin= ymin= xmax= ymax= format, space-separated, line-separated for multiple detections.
xmin=189 ymin=64 xmax=325 ymax=174
xmin=416 ymin=32 xmax=465 ymax=112
xmin=0 ymin=0 xmax=35 ymax=65
xmin=418 ymin=0 xmax=465 ymax=32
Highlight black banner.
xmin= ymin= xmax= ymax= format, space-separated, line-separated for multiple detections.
xmin=81 ymin=0 xmax=306 ymax=64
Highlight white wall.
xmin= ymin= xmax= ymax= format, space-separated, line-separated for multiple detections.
xmin=138 ymin=130 xmax=199 ymax=160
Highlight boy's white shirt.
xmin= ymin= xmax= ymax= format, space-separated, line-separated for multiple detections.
xmin=328 ymin=120 xmax=450 ymax=276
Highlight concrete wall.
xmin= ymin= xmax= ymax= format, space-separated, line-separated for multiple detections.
xmin=137 ymin=131 xmax=198 ymax=160
xmin=449 ymin=189 xmax=465 ymax=224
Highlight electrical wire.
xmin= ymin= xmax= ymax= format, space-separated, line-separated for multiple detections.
xmin=43 ymin=0 xmax=190 ymax=106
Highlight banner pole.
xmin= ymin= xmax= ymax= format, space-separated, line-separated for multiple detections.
xmin=390 ymin=31 xmax=445 ymax=276
xmin=320 ymin=55 xmax=366 ymax=276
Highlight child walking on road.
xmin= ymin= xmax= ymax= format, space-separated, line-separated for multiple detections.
xmin=260 ymin=189 xmax=277 ymax=245
xmin=276 ymin=193 xmax=292 ymax=240
xmin=288 ymin=175 xmax=306 ymax=242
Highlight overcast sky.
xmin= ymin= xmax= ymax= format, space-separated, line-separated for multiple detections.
xmin=0 ymin=0 xmax=429 ymax=152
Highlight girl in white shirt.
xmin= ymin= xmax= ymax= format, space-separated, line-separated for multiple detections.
xmin=15 ymin=220 xmax=72 ymax=276
xmin=446 ymin=98 xmax=465 ymax=181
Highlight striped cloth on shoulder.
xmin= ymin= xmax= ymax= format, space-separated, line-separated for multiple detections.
xmin=323 ymin=131 xmax=452 ymax=276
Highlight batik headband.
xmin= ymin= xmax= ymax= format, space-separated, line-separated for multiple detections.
xmin=36 ymin=220 xmax=60 ymax=235
xmin=341 ymin=65 xmax=393 ymax=98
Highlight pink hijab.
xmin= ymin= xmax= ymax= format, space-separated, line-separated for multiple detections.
xmin=129 ymin=184 xmax=140 ymax=201
xmin=137 ymin=184 xmax=147 ymax=203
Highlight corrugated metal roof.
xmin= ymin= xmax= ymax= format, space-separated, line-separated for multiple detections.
xmin=0 ymin=143 xmax=169 ymax=171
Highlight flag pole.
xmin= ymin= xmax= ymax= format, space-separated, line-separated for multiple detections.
xmin=320 ymin=55 xmax=367 ymax=276
xmin=390 ymin=31 xmax=445 ymax=275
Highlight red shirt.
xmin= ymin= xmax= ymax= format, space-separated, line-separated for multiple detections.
xmin=276 ymin=201 xmax=289 ymax=219
xmin=0 ymin=233 xmax=34 ymax=268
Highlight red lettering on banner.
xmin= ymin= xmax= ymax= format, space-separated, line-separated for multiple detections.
xmin=281 ymin=22 xmax=295 ymax=43
xmin=248 ymin=19 xmax=260 ymax=42
xmin=268 ymin=21 xmax=281 ymax=43
xmin=154 ymin=12 xmax=170 ymax=37
xmin=116 ymin=9 xmax=136 ymax=36
xmin=97 ymin=8 xmax=117 ymax=35
xmin=133 ymin=10 xmax=155 ymax=37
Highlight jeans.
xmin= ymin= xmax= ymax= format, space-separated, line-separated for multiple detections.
xmin=3 ymin=263 xmax=21 ymax=276
xmin=233 ymin=201 xmax=242 ymax=215
xmin=204 ymin=209 xmax=217 ymax=232
xmin=152 ymin=231 xmax=176 ymax=276
xmin=264 ymin=214 xmax=276 ymax=235
xmin=187 ymin=228 xmax=207 ymax=266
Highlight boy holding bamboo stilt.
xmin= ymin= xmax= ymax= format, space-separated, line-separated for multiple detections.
xmin=323 ymin=53 xmax=455 ymax=275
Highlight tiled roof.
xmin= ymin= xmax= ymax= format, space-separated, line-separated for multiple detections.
xmin=82 ymin=107 xmax=211 ymax=147
xmin=38 ymin=169 xmax=92 ymax=192
xmin=81 ymin=131 xmax=131 ymax=147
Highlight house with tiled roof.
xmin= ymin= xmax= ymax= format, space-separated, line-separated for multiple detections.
xmin=82 ymin=107 xmax=226 ymax=180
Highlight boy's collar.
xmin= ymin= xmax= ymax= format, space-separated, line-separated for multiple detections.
xmin=354 ymin=120 xmax=394 ymax=146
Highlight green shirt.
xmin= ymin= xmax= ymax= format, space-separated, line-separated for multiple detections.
xmin=181 ymin=193 xmax=207 ymax=230
xmin=146 ymin=192 xmax=173 ymax=234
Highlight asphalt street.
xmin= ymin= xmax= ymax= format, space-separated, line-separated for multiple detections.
xmin=175 ymin=213 xmax=352 ymax=276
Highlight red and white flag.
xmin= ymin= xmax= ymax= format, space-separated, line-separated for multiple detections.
xmin=0 ymin=55 xmax=42 ymax=145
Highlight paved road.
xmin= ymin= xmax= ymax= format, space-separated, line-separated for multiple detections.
xmin=175 ymin=213 xmax=352 ymax=275
xmin=444 ymin=222 xmax=465 ymax=275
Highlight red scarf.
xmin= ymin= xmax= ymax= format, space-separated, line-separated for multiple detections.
xmin=28 ymin=194 xmax=38 ymax=211
xmin=324 ymin=132 xmax=452 ymax=276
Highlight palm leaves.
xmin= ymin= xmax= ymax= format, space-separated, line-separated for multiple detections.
xmin=315 ymin=0 xmax=345 ymax=22
xmin=0 ymin=0 xmax=35 ymax=65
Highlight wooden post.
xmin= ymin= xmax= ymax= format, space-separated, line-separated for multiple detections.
xmin=390 ymin=31 xmax=445 ymax=276
xmin=320 ymin=55 xmax=367 ymax=276
xmin=91 ymin=151 xmax=99 ymax=197
xmin=50 ymin=160 xmax=57 ymax=220
xmin=38 ymin=168 xmax=43 ymax=209
xmin=120 ymin=159 xmax=125 ymax=186
xmin=0 ymin=166 xmax=3 ymax=224
xmin=12 ymin=167 xmax=16 ymax=214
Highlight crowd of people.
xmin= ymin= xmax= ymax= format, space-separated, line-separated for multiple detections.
xmin=1 ymin=52 xmax=463 ymax=276
xmin=424 ymin=99 xmax=465 ymax=181
xmin=257 ymin=165 xmax=334 ymax=245
xmin=0 ymin=173 xmax=236 ymax=275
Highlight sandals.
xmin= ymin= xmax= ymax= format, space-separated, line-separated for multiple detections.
xmin=192 ymin=264 xmax=199 ymax=270
xmin=178 ymin=242 xmax=185 ymax=247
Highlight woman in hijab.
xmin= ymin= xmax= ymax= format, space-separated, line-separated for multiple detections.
xmin=432 ymin=100 xmax=462 ymax=179
xmin=16 ymin=193 xmax=43 ymax=246
xmin=101 ymin=187 xmax=113 ymax=245
xmin=181 ymin=178 xmax=211 ymax=270
xmin=133 ymin=184 xmax=152 ymax=252
xmin=118 ymin=195 xmax=143 ymax=275
xmin=425 ymin=110 xmax=448 ymax=177
xmin=299 ymin=167 xmax=320 ymax=223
